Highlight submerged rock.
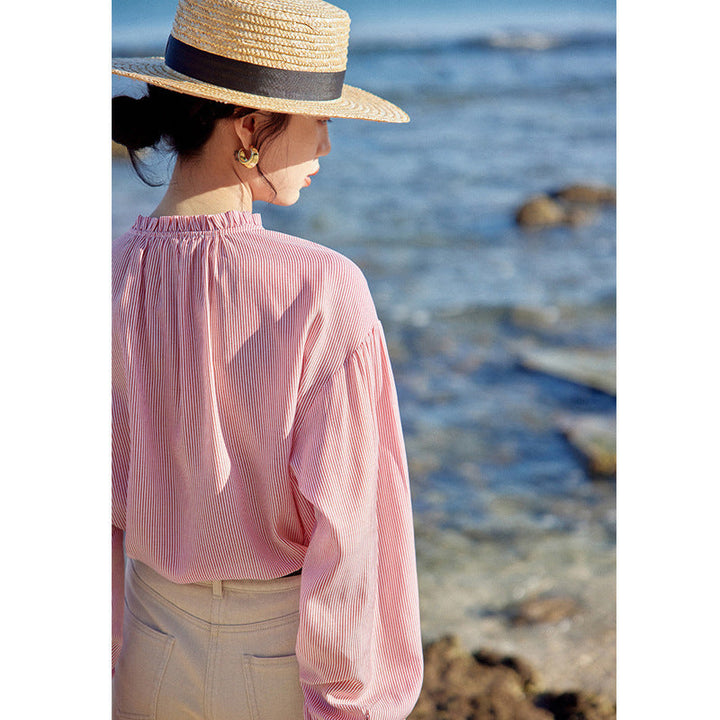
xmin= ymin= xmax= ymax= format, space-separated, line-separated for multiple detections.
xmin=516 ymin=345 xmax=616 ymax=396
xmin=510 ymin=305 xmax=563 ymax=331
xmin=508 ymin=595 xmax=581 ymax=626
xmin=514 ymin=196 xmax=594 ymax=227
xmin=515 ymin=183 xmax=615 ymax=227
xmin=410 ymin=636 xmax=616 ymax=720
xmin=515 ymin=195 xmax=568 ymax=227
xmin=551 ymin=184 xmax=616 ymax=205
xmin=559 ymin=413 xmax=616 ymax=478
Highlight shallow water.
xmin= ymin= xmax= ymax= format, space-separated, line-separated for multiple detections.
xmin=113 ymin=0 xmax=616 ymax=696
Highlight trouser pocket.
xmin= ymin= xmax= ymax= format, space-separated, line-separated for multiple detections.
xmin=243 ymin=654 xmax=304 ymax=720
xmin=113 ymin=608 xmax=175 ymax=719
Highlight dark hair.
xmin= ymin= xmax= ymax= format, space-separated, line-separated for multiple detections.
xmin=112 ymin=84 xmax=289 ymax=191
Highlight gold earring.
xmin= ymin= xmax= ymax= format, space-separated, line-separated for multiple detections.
xmin=235 ymin=147 xmax=259 ymax=169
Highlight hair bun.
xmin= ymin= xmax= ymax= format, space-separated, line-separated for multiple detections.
xmin=112 ymin=94 xmax=163 ymax=151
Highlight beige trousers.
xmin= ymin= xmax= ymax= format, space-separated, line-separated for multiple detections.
xmin=112 ymin=559 xmax=304 ymax=720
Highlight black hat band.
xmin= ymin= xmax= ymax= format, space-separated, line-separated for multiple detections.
xmin=165 ymin=36 xmax=346 ymax=102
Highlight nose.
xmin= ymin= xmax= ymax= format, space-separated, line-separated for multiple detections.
xmin=318 ymin=123 xmax=331 ymax=157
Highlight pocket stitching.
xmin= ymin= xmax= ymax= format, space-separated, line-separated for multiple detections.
xmin=115 ymin=610 xmax=176 ymax=720
xmin=241 ymin=654 xmax=302 ymax=720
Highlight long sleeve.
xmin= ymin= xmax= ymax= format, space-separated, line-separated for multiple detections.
xmin=111 ymin=525 xmax=125 ymax=672
xmin=112 ymin=211 xmax=423 ymax=706
xmin=290 ymin=323 xmax=423 ymax=720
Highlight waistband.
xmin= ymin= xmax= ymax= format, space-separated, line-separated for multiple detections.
xmin=196 ymin=569 xmax=302 ymax=598
xmin=130 ymin=559 xmax=303 ymax=600
xmin=128 ymin=559 xmax=302 ymax=626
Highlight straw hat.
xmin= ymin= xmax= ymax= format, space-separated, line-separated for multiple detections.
xmin=112 ymin=0 xmax=409 ymax=123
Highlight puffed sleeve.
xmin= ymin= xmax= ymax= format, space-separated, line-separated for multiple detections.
xmin=111 ymin=286 xmax=131 ymax=671
xmin=289 ymin=322 xmax=423 ymax=720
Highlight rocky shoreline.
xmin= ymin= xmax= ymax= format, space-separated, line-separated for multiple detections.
xmin=411 ymin=322 xmax=616 ymax=717
xmin=410 ymin=635 xmax=616 ymax=720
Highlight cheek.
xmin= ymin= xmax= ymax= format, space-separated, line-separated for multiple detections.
xmin=253 ymin=167 xmax=303 ymax=206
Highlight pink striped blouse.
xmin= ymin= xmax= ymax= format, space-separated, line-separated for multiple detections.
xmin=112 ymin=210 xmax=423 ymax=719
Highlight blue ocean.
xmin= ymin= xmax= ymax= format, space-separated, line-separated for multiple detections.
xmin=113 ymin=0 xmax=616 ymax=696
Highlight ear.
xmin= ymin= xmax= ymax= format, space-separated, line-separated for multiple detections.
xmin=233 ymin=112 xmax=258 ymax=149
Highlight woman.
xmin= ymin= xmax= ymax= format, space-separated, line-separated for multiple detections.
xmin=111 ymin=0 xmax=423 ymax=719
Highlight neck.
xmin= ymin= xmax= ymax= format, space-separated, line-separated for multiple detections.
xmin=151 ymin=147 xmax=254 ymax=218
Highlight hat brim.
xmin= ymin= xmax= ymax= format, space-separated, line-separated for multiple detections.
xmin=112 ymin=58 xmax=409 ymax=123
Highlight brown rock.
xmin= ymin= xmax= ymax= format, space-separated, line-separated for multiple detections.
xmin=552 ymin=184 xmax=616 ymax=205
xmin=515 ymin=195 xmax=568 ymax=227
xmin=535 ymin=691 xmax=617 ymax=720
xmin=472 ymin=648 xmax=540 ymax=693
xmin=408 ymin=636 xmax=616 ymax=720
xmin=410 ymin=636 xmax=553 ymax=720
xmin=565 ymin=206 xmax=597 ymax=226
xmin=515 ymin=183 xmax=615 ymax=228
xmin=410 ymin=636 xmax=616 ymax=720
xmin=509 ymin=595 xmax=581 ymax=626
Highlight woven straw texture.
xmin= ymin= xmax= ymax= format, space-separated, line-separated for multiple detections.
xmin=172 ymin=0 xmax=350 ymax=72
xmin=112 ymin=0 xmax=409 ymax=123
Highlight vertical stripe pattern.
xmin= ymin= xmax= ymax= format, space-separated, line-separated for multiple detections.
xmin=112 ymin=210 xmax=423 ymax=719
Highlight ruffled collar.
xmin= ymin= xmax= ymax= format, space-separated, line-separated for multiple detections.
xmin=132 ymin=210 xmax=263 ymax=233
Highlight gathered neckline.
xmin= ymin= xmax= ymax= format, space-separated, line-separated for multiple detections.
xmin=132 ymin=210 xmax=263 ymax=233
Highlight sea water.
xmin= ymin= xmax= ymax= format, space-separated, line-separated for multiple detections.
xmin=113 ymin=0 xmax=617 ymax=697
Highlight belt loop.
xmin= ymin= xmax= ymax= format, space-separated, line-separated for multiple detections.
xmin=212 ymin=580 xmax=223 ymax=598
